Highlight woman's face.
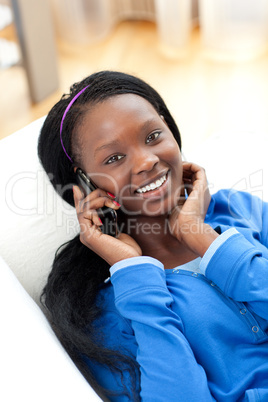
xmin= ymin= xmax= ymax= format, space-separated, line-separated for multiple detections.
xmin=76 ymin=94 xmax=183 ymax=217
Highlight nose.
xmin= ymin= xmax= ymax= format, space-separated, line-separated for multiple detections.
xmin=131 ymin=148 xmax=159 ymax=175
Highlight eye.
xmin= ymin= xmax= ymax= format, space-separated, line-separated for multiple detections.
xmin=106 ymin=154 xmax=125 ymax=164
xmin=146 ymin=131 xmax=161 ymax=144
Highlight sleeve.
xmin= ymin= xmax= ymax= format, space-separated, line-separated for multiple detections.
xmin=110 ymin=257 xmax=215 ymax=402
xmin=200 ymin=192 xmax=268 ymax=321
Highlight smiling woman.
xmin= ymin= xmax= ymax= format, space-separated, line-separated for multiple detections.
xmin=74 ymin=94 xmax=182 ymax=218
xmin=38 ymin=71 xmax=268 ymax=401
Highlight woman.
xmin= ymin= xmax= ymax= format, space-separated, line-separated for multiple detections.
xmin=38 ymin=71 xmax=268 ymax=401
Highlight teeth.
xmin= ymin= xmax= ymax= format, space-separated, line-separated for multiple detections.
xmin=136 ymin=174 xmax=167 ymax=194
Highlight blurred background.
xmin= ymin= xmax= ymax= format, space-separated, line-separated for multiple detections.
xmin=1 ymin=0 xmax=268 ymax=155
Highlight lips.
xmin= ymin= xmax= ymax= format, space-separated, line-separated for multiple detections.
xmin=135 ymin=172 xmax=168 ymax=194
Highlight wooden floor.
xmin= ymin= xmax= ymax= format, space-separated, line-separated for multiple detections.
xmin=1 ymin=19 xmax=268 ymax=155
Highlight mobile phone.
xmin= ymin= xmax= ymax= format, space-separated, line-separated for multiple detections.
xmin=75 ymin=168 xmax=118 ymax=237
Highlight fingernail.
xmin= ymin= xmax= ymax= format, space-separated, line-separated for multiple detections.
xmin=113 ymin=200 xmax=121 ymax=207
xmin=107 ymin=192 xmax=116 ymax=198
xmin=99 ymin=217 xmax=103 ymax=224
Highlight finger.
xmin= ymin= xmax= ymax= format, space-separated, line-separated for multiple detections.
xmin=182 ymin=161 xmax=202 ymax=172
xmin=182 ymin=162 xmax=203 ymax=176
xmin=83 ymin=196 xmax=121 ymax=212
xmin=73 ymin=187 xmax=103 ymax=229
xmin=79 ymin=209 xmax=103 ymax=228
xmin=73 ymin=185 xmax=85 ymax=213
xmin=183 ymin=163 xmax=207 ymax=184
xmin=73 ymin=184 xmax=83 ymax=201
xmin=77 ymin=211 xmax=104 ymax=248
xmin=74 ymin=184 xmax=120 ymax=213
xmin=83 ymin=187 xmax=115 ymax=201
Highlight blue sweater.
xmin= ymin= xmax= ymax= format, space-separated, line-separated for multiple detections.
xmin=86 ymin=190 xmax=268 ymax=401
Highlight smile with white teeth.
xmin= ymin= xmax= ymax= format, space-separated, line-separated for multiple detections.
xmin=136 ymin=174 xmax=167 ymax=194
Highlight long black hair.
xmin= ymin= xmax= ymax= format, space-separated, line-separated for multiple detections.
xmin=38 ymin=71 xmax=181 ymax=399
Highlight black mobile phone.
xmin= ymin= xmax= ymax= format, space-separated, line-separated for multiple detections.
xmin=75 ymin=168 xmax=118 ymax=237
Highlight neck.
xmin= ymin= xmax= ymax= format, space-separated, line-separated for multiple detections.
xmin=120 ymin=214 xmax=198 ymax=269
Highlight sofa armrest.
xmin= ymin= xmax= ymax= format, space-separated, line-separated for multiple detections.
xmin=0 ymin=255 xmax=101 ymax=402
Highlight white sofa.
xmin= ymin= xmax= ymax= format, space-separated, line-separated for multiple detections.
xmin=1 ymin=118 xmax=268 ymax=401
xmin=0 ymin=117 xmax=101 ymax=402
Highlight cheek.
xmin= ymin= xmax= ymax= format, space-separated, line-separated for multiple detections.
xmin=103 ymin=174 xmax=130 ymax=198
xmin=166 ymin=141 xmax=182 ymax=163
xmin=161 ymin=141 xmax=183 ymax=181
xmin=84 ymin=171 xmax=121 ymax=195
xmin=82 ymin=162 xmax=130 ymax=197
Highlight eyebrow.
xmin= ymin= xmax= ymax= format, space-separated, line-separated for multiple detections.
xmin=94 ymin=139 xmax=121 ymax=157
xmin=140 ymin=118 xmax=159 ymax=132
xmin=94 ymin=118 xmax=159 ymax=157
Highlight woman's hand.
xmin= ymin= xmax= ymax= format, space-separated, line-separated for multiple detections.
xmin=169 ymin=162 xmax=218 ymax=256
xmin=73 ymin=186 xmax=142 ymax=266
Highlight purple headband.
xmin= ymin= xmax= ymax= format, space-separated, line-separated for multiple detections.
xmin=60 ymin=85 xmax=90 ymax=163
